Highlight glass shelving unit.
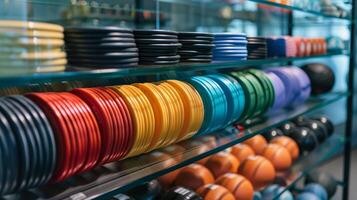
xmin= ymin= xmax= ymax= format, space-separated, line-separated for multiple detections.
xmin=0 ymin=0 xmax=355 ymax=199
xmin=249 ymin=0 xmax=351 ymax=20
xmin=15 ymin=92 xmax=347 ymax=200
xmin=0 ymin=51 xmax=348 ymax=88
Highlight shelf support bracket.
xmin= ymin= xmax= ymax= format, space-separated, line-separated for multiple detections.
xmin=343 ymin=0 xmax=356 ymax=199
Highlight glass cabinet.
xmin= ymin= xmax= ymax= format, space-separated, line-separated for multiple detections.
xmin=0 ymin=0 xmax=354 ymax=199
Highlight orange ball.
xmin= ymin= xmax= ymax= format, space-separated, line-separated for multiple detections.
xmin=239 ymin=155 xmax=276 ymax=190
xmin=158 ymin=169 xmax=181 ymax=190
xmin=174 ymin=164 xmax=215 ymax=190
xmin=230 ymin=143 xmax=255 ymax=162
xmin=271 ymin=136 xmax=300 ymax=161
xmin=196 ymin=184 xmax=235 ymax=200
xmin=204 ymin=152 xmax=240 ymax=178
xmin=215 ymin=173 xmax=254 ymax=200
xmin=243 ymin=135 xmax=268 ymax=155
xmin=262 ymin=144 xmax=292 ymax=171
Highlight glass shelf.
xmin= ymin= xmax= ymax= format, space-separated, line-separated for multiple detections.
xmin=248 ymin=0 xmax=351 ymax=20
xmin=273 ymin=123 xmax=346 ymax=200
xmin=0 ymin=52 xmax=348 ymax=89
xmin=10 ymin=0 xmax=230 ymax=12
xmin=15 ymin=92 xmax=347 ymax=200
xmin=0 ymin=0 xmax=233 ymax=23
xmin=7 ymin=0 xmax=350 ymax=21
xmin=1 ymin=0 xmax=351 ymax=29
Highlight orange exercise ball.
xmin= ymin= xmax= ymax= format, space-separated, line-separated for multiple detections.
xmin=196 ymin=184 xmax=235 ymax=200
xmin=243 ymin=135 xmax=268 ymax=155
xmin=271 ymin=136 xmax=300 ymax=161
xmin=174 ymin=164 xmax=215 ymax=191
xmin=239 ymin=155 xmax=276 ymax=190
xmin=215 ymin=173 xmax=254 ymax=200
xmin=204 ymin=152 xmax=240 ymax=178
xmin=230 ymin=143 xmax=255 ymax=162
xmin=262 ymin=144 xmax=292 ymax=171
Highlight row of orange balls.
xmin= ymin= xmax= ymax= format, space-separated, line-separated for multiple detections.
xmin=158 ymin=134 xmax=299 ymax=200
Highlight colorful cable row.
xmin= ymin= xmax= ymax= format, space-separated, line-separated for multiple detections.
xmin=0 ymin=68 xmax=311 ymax=195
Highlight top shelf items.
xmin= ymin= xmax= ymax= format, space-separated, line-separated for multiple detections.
xmin=249 ymin=0 xmax=351 ymax=20
xmin=157 ymin=0 xmax=351 ymax=20
xmin=1 ymin=0 xmax=351 ymax=22
xmin=0 ymin=0 xmax=351 ymax=88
